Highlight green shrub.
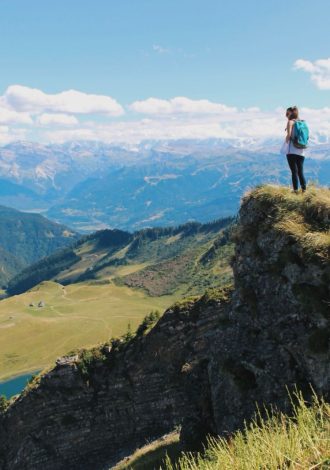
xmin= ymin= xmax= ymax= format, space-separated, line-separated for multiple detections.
xmin=76 ymin=348 xmax=107 ymax=380
xmin=0 ymin=395 xmax=8 ymax=413
xmin=201 ymin=284 xmax=233 ymax=303
xmin=122 ymin=322 xmax=134 ymax=342
xmin=136 ymin=310 xmax=161 ymax=335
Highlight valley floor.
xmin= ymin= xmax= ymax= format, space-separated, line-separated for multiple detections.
xmin=0 ymin=280 xmax=176 ymax=381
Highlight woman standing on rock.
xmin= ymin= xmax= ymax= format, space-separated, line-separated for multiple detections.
xmin=284 ymin=106 xmax=309 ymax=193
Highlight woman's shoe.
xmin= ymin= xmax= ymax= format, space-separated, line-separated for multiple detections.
xmin=291 ymin=189 xmax=299 ymax=194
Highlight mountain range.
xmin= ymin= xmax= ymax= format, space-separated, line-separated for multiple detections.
xmin=6 ymin=217 xmax=234 ymax=297
xmin=0 ymin=140 xmax=329 ymax=232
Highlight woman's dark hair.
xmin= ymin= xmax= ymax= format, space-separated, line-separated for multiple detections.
xmin=286 ymin=106 xmax=299 ymax=120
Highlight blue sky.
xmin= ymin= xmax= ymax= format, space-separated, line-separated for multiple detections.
xmin=0 ymin=0 xmax=329 ymax=144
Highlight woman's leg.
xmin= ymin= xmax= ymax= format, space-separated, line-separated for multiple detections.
xmin=286 ymin=154 xmax=298 ymax=190
xmin=296 ymin=156 xmax=307 ymax=190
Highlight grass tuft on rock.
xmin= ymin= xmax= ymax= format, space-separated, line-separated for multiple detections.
xmin=200 ymin=284 xmax=234 ymax=304
xmin=113 ymin=431 xmax=181 ymax=470
xmin=240 ymin=184 xmax=330 ymax=262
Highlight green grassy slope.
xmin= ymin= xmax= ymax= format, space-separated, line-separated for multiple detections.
xmin=0 ymin=280 xmax=175 ymax=381
xmin=1 ymin=217 xmax=235 ymax=380
xmin=0 ymin=205 xmax=78 ymax=287
xmin=7 ymin=218 xmax=235 ymax=296
xmin=118 ymin=229 xmax=233 ymax=297
xmin=0 ymin=247 xmax=25 ymax=288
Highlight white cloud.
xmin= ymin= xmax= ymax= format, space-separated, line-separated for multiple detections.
xmin=43 ymin=110 xmax=284 ymax=144
xmin=3 ymin=85 xmax=124 ymax=115
xmin=44 ymin=128 xmax=98 ymax=142
xmin=0 ymin=84 xmax=330 ymax=146
xmin=0 ymin=105 xmax=32 ymax=125
xmin=294 ymin=58 xmax=330 ymax=90
xmin=42 ymin=105 xmax=330 ymax=145
xmin=36 ymin=113 xmax=79 ymax=126
xmin=129 ymin=96 xmax=237 ymax=114
xmin=152 ymin=44 xmax=170 ymax=54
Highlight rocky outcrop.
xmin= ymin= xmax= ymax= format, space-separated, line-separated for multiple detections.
xmin=0 ymin=185 xmax=329 ymax=470
xmin=182 ymin=185 xmax=330 ymax=444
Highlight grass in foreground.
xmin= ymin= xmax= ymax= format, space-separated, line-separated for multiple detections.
xmin=107 ymin=392 xmax=330 ymax=470
xmin=113 ymin=431 xmax=181 ymax=470
xmin=164 ymin=393 xmax=330 ymax=470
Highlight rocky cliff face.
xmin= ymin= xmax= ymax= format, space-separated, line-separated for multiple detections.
xmin=182 ymin=185 xmax=330 ymax=446
xmin=0 ymin=185 xmax=329 ymax=470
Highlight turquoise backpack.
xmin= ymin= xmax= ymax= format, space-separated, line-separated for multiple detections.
xmin=292 ymin=120 xmax=309 ymax=149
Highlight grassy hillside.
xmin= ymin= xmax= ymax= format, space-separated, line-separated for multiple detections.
xmin=0 ymin=205 xmax=78 ymax=287
xmin=7 ymin=218 xmax=235 ymax=296
xmin=1 ymin=218 xmax=235 ymax=380
xmin=0 ymin=247 xmax=25 ymax=288
xmin=0 ymin=280 xmax=175 ymax=381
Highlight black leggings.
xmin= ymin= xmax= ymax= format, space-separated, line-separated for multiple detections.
xmin=286 ymin=154 xmax=306 ymax=190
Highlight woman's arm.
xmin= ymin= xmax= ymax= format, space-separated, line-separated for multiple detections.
xmin=286 ymin=120 xmax=294 ymax=143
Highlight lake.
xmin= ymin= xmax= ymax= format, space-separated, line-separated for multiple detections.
xmin=0 ymin=371 xmax=41 ymax=398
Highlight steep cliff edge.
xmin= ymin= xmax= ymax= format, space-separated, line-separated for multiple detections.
xmin=0 ymin=185 xmax=329 ymax=470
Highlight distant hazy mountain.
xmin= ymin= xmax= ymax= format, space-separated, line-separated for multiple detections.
xmin=47 ymin=150 xmax=330 ymax=231
xmin=0 ymin=205 xmax=79 ymax=287
xmin=0 ymin=140 xmax=329 ymax=231
xmin=0 ymin=141 xmax=137 ymax=199
xmin=0 ymin=178 xmax=46 ymax=210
